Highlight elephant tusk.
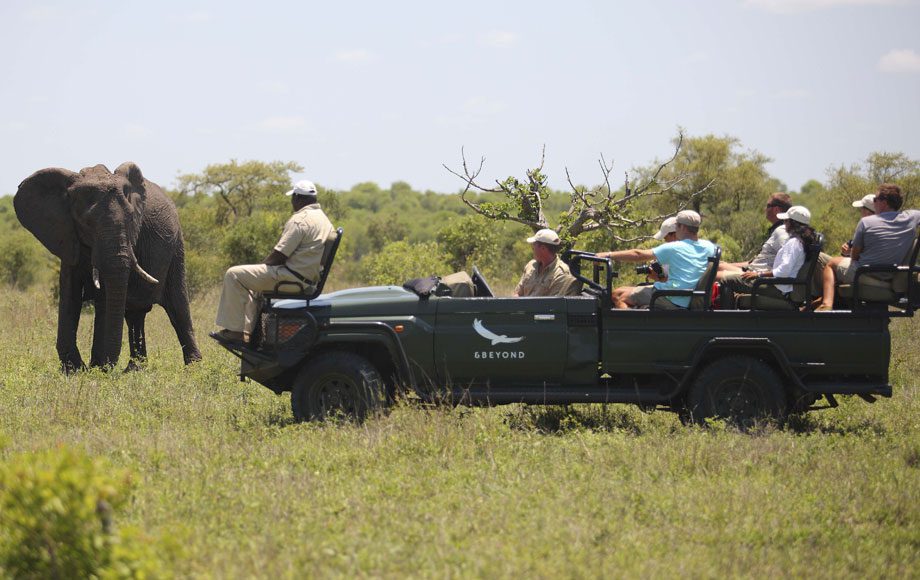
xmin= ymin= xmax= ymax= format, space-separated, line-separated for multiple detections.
xmin=134 ymin=263 xmax=159 ymax=285
xmin=92 ymin=268 xmax=101 ymax=290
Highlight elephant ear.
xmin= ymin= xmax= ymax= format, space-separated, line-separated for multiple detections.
xmin=14 ymin=168 xmax=80 ymax=265
xmin=115 ymin=162 xmax=147 ymax=244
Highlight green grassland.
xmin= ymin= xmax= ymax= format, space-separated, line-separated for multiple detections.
xmin=1 ymin=288 xmax=918 ymax=578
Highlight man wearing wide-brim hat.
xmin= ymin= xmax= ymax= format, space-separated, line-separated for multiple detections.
xmin=212 ymin=180 xmax=334 ymax=343
xmin=514 ymin=228 xmax=580 ymax=297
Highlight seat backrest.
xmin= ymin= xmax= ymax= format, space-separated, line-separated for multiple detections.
xmin=689 ymin=245 xmax=722 ymax=310
xmin=790 ymin=233 xmax=824 ymax=303
xmin=892 ymin=227 xmax=920 ymax=293
xmin=312 ymin=227 xmax=343 ymax=298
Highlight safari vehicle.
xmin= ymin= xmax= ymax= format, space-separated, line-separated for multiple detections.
xmin=212 ymin=228 xmax=919 ymax=425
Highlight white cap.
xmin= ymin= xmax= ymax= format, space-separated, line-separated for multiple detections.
xmin=676 ymin=210 xmax=702 ymax=228
xmin=653 ymin=217 xmax=678 ymax=240
xmin=285 ymin=180 xmax=317 ymax=197
xmin=526 ymin=228 xmax=562 ymax=246
xmin=777 ymin=205 xmax=811 ymax=225
xmin=851 ymin=194 xmax=876 ymax=212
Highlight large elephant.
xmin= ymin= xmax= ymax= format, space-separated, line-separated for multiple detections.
xmin=14 ymin=162 xmax=201 ymax=371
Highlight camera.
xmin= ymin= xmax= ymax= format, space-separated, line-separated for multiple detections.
xmin=636 ymin=261 xmax=664 ymax=277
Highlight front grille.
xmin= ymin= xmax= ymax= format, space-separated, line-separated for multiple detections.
xmin=258 ymin=311 xmax=317 ymax=350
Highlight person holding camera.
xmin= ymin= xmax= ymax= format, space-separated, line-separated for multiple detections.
xmin=598 ymin=210 xmax=716 ymax=309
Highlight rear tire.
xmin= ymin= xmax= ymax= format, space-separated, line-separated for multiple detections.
xmin=291 ymin=351 xmax=385 ymax=422
xmin=686 ymin=356 xmax=787 ymax=426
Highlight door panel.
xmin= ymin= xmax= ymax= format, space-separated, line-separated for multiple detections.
xmin=434 ymin=297 xmax=567 ymax=387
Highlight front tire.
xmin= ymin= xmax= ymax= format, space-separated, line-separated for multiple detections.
xmin=291 ymin=351 xmax=385 ymax=422
xmin=686 ymin=356 xmax=787 ymax=426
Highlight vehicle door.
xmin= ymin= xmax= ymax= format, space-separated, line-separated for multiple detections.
xmin=433 ymin=296 xmax=567 ymax=387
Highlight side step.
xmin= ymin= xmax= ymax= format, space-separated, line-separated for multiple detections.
xmin=441 ymin=386 xmax=668 ymax=406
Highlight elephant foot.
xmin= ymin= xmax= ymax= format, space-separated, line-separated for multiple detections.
xmin=183 ymin=350 xmax=203 ymax=365
xmin=60 ymin=354 xmax=86 ymax=374
xmin=123 ymin=359 xmax=145 ymax=373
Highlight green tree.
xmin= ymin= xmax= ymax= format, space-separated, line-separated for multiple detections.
xmin=436 ymin=215 xmax=500 ymax=273
xmin=176 ymin=160 xmax=303 ymax=224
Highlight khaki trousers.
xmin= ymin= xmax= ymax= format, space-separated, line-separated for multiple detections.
xmin=215 ymin=264 xmax=300 ymax=334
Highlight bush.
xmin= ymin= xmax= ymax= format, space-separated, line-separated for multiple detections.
xmin=0 ymin=446 xmax=170 ymax=578
xmin=436 ymin=215 xmax=500 ymax=274
xmin=358 ymin=241 xmax=449 ymax=286
xmin=0 ymin=229 xmax=43 ymax=290
xmin=220 ymin=212 xmax=285 ymax=267
xmin=185 ymin=249 xmax=225 ymax=300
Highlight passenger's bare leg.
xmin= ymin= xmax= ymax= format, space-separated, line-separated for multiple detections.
xmin=820 ymin=257 xmax=844 ymax=309
xmin=612 ymin=287 xmax=633 ymax=309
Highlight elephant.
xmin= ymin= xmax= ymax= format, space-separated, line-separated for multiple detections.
xmin=14 ymin=162 xmax=202 ymax=371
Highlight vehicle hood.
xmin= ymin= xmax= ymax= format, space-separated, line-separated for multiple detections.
xmin=272 ymin=285 xmax=420 ymax=312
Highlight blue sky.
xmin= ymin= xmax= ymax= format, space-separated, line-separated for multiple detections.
xmin=1 ymin=0 xmax=918 ymax=195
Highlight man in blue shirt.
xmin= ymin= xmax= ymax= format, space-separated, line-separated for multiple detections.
xmin=598 ymin=210 xmax=717 ymax=309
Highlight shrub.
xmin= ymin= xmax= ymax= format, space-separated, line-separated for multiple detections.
xmin=358 ymin=240 xmax=449 ymax=286
xmin=436 ymin=215 xmax=500 ymax=274
xmin=0 ymin=229 xmax=43 ymax=290
xmin=0 ymin=446 xmax=168 ymax=578
xmin=220 ymin=212 xmax=285 ymax=267
xmin=185 ymin=249 xmax=225 ymax=300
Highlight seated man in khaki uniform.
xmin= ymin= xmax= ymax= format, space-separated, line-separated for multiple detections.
xmin=513 ymin=228 xmax=580 ymax=297
xmin=212 ymin=180 xmax=334 ymax=343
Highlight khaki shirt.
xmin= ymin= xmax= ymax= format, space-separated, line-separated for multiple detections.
xmin=515 ymin=257 xmax=580 ymax=297
xmin=273 ymin=203 xmax=335 ymax=283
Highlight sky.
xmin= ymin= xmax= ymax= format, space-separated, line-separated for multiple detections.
xmin=1 ymin=0 xmax=918 ymax=196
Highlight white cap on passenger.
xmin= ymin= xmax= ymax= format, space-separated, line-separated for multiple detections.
xmin=653 ymin=216 xmax=678 ymax=240
xmin=851 ymin=194 xmax=875 ymax=212
xmin=526 ymin=228 xmax=562 ymax=246
xmin=777 ymin=205 xmax=811 ymax=225
xmin=285 ymin=180 xmax=318 ymax=196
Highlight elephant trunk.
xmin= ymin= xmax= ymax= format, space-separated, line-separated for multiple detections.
xmin=100 ymin=269 xmax=129 ymax=368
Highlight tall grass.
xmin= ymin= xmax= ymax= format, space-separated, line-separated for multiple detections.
xmin=0 ymin=288 xmax=917 ymax=577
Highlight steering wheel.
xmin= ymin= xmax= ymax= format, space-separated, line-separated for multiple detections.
xmin=471 ymin=266 xmax=495 ymax=297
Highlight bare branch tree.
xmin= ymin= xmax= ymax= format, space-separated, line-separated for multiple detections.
xmin=444 ymin=130 xmax=712 ymax=246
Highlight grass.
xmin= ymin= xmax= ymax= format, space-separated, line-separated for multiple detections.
xmin=0 ymin=288 xmax=918 ymax=577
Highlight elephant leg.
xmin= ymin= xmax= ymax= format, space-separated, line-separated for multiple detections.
xmin=124 ymin=310 xmax=147 ymax=372
xmin=163 ymin=256 xmax=202 ymax=364
xmin=90 ymin=297 xmax=107 ymax=367
xmin=57 ymin=264 xmax=85 ymax=373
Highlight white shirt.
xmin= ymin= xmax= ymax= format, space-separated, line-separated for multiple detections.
xmin=771 ymin=237 xmax=805 ymax=295
xmin=750 ymin=224 xmax=790 ymax=271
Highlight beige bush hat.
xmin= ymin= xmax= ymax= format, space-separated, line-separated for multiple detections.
xmin=675 ymin=210 xmax=702 ymax=227
xmin=777 ymin=205 xmax=811 ymax=225
xmin=526 ymin=228 xmax=562 ymax=246
xmin=851 ymin=194 xmax=876 ymax=212
xmin=653 ymin=217 xmax=678 ymax=240
xmin=285 ymin=180 xmax=318 ymax=196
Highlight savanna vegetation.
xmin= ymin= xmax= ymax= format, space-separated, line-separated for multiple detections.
xmin=0 ymin=134 xmax=918 ymax=576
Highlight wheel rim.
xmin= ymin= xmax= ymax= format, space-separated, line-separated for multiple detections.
xmin=710 ymin=377 xmax=766 ymax=424
xmin=311 ymin=373 xmax=360 ymax=418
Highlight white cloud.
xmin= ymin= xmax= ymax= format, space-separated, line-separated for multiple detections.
xmin=746 ymin=0 xmax=904 ymax=13
xmin=22 ymin=6 xmax=61 ymax=22
xmin=183 ymin=10 xmax=212 ymax=23
xmin=463 ymin=96 xmax=506 ymax=115
xmin=257 ymin=80 xmax=290 ymax=96
xmin=773 ymin=88 xmax=811 ymax=99
xmin=878 ymin=49 xmax=920 ymax=73
xmin=122 ymin=124 xmax=151 ymax=139
xmin=479 ymin=30 xmax=518 ymax=48
xmin=334 ymin=49 xmax=378 ymax=63
xmin=254 ymin=116 xmax=307 ymax=133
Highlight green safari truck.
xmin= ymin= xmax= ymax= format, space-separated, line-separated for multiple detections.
xmin=213 ymin=247 xmax=915 ymax=425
